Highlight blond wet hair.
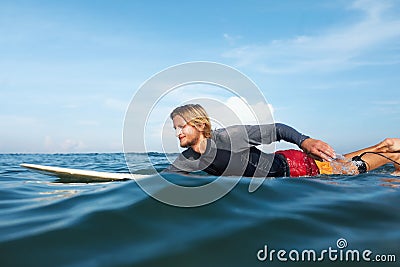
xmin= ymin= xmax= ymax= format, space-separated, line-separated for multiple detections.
xmin=170 ymin=104 xmax=212 ymax=138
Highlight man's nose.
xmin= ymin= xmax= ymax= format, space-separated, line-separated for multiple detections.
xmin=175 ymin=127 xmax=182 ymax=137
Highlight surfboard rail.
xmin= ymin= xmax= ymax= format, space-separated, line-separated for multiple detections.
xmin=20 ymin=163 xmax=150 ymax=182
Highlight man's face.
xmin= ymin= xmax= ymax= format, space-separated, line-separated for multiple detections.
xmin=172 ymin=115 xmax=200 ymax=148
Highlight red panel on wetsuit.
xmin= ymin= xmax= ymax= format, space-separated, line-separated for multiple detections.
xmin=275 ymin=149 xmax=319 ymax=177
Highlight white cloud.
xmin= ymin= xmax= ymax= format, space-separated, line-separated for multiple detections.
xmin=60 ymin=139 xmax=86 ymax=151
xmin=222 ymin=0 xmax=400 ymax=74
xmin=43 ymin=136 xmax=86 ymax=153
xmin=209 ymin=96 xmax=274 ymax=127
xmin=349 ymin=0 xmax=392 ymax=20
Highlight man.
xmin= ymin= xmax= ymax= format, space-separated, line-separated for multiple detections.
xmin=164 ymin=104 xmax=400 ymax=177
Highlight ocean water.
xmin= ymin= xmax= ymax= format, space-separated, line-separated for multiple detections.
xmin=0 ymin=153 xmax=399 ymax=267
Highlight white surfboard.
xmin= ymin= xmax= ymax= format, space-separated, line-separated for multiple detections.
xmin=20 ymin=163 xmax=151 ymax=182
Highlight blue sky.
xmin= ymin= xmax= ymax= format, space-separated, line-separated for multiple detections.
xmin=1 ymin=0 xmax=399 ymax=153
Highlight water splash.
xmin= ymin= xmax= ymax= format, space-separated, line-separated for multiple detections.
xmin=331 ymin=154 xmax=358 ymax=175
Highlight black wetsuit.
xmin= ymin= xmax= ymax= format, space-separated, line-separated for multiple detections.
xmin=164 ymin=123 xmax=310 ymax=177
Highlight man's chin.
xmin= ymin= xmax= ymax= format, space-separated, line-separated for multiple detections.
xmin=179 ymin=142 xmax=188 ymax=148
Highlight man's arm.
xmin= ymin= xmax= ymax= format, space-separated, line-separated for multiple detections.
xmin=274 ymin=123 xmax=309 ymax=147
xmin=243 ymin=123 xmax=307 ymax=147
xmin=217 ymin=123 xmax=335 ymax=161
xmin=252 ymin=123 xmax=336 ymax=161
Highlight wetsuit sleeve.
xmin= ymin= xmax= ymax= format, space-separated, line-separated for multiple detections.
xmin=219 ymin=123 xmax=309 ymax=151
xmin=274 ymin=123 xmax=310 ymax=147
xmin=246 ymin=123 xmax=309 ymax=148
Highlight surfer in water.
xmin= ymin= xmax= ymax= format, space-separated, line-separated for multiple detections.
xmin=164 ymin=104 xmax=400 ymax=177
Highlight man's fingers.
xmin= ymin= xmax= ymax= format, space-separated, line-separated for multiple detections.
xmin=301 ymin=138 xmax=336 ymax=161
xmin=320 ymin=151 xmax=333 ymax=162
xmin=324 ymin=148 xmax=336 ymax=159
xmin=316 ymin=143 xmax=336 ymax=160
xmin=313 ymin=147 xmax=335 ymax=161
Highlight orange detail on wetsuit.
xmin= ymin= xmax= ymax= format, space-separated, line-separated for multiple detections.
xmin=275 ymin=149 xmax=320 ymax=177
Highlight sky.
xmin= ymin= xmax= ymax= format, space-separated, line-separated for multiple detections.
xmin=1 ymin=0 xmax=399 ymax=154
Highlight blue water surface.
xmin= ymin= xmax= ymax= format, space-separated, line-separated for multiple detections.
xmin=0 ymin=153 xmax=399 ymax=267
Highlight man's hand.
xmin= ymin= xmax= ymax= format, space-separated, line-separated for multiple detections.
xmin=300 ymin=138 xmax=336 ymax=161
